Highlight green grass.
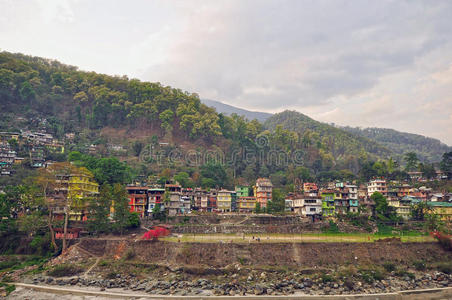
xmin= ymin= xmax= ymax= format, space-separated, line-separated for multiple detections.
xmin=161 ymin=232 xmax=434 ymax=243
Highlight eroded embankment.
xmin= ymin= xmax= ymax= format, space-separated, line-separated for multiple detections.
xmin=78 ymin=239 xmax=451 ymax=268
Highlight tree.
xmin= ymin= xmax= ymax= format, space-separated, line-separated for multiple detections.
xmin=371 ymin=192 xmax=396 ymax=221
xmin=200 ymin=162 xmax=227 ymax=188
xmin=87 ymin=184 xmax=112 ymax=234
xmin=411 ymin=201 xmax=431 ymax=221
xmin=132 ymin=141 xmax=144 ymax=157
xmin=35 ymin=162 xmax=78 ymax=251
xmin=174 ymin=172 xmax=193 ymax=188
xmin=440 ymin=151 xmax=452 ymax=179
xmin=254 ymin=202 xmax=262 ymax=214
xmin=404 ymin=152 xmax=419 ymax=172
xmin=0 ymin=187 xmax=19 ymax=235
xmin=267 ymin=188 xmax=285 ymax=213
xmin=112 ymin=183 xmax=131 ymax=234
xmin=418 ymin=163 xmax=436 ymax=179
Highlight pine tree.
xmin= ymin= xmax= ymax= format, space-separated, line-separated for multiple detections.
xmin=112 ymin=183 xmax=131 ymax=234
xmin=87 ymin=184 xmax=112 ymax=234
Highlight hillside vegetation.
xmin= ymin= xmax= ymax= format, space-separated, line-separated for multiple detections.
xmin=342 ymin=127 xmax=452 ymax=162
xmin=0 ymin=51 xmax=444 ymax=186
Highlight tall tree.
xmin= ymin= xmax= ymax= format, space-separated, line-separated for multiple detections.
xmin=404 ymin=152 xmax=419 ymax=172
xmin=87 ymin=184 xmax=112 ymax=234
xmin=440 ymin=151 xmax=452 ymax=179
xmin=112 ymin=183 xmax=131 ymax=234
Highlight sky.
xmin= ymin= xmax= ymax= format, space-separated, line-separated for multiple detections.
xmin=1 ymin=0 xmax=452 ymax=145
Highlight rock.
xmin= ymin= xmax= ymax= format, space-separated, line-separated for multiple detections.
xmin=260 ymin=272 xmax=267 ymax=279
xmin=254 ymin=285 xmax=264 ymax=295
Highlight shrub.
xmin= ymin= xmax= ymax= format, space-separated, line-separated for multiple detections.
xmin=123 ymin=249 xmax=136 ymax=260
xmin=105 ymin=271 xmax=117 ymax=279
xmin=0 ymin=259 xmax=18 ymax=271
xmin=321 ymin=273 xmax=334 ymax=283
xmin=436 ymin=262 xmax=452 ymax=274
xmin=394 ymin=269 xmax=415 ymax=279
xmin=382 ymin=262 xmax=396 ymax=272
xmin=127 ymin=212 xmax=140 ymax=228
xmin=413 ymin=260 xmax=426 ymax=271
xmin=47 ymin=264 xmax=82 ymax=277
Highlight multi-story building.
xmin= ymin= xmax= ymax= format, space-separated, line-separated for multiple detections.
xmin=217 ymin=190 xmax=232 ymax=212
xmin=194 ymin=189 xmax=208 ymax=211
xmin=427 ymin=202 xmax=452 ymax=222
xmin=334 ymin=188 xmax=349 ymax=215
xmin=238 ymin=196 xmax=256 ymax=212
xmin=254 ymin=178 xmax=272 ymax=208
xmin=235 ymin=186 xmax=250 ymax=197
xmin=165 ymin=183 xmax=182 ymax=216
xmin=303 ymin=182 xmax=318 ymax=193
xmin=50 ymin=171 xmax=99 ymax=221
xmin=147 ymin=188 xmax=165 ymax=213
xmin=367 ymin=179 xmax=387 ymax=197
xmin=126 ymin=186 xmax=148 ymax=218
xmin=321 ymin=190 xmax=335 ymax=217
xmin=346 ymin=185 xmax=359 ymax=213
xmin=0 ymin=142 xmax=16 ymax=176
xmin=292 ymin=194 xmax=322 ymax=217
xmin=208 ymin=189 xmax=218 ymax=212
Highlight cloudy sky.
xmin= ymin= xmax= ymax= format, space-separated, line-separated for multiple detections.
xmin=1 ymin=0 xmax=452 ymax=145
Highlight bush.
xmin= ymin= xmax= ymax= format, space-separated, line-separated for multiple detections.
xmin=382 ymin=262 xmax=396 ymax=272
xmin=127 ymin=213 xmax=140 ymax=228
xmin=323 ymin=220 xmax=340 ymax=233
xmin=394 ymin=269 xmax=415 ymax=279
xmin=123 ymin=249 xmax=135 ymax=260
xmin=413 ymin=260 xmax=426 ymax=271
xmin=359 ymin=266 xmax=385 ymax=283
xmin=0 ymin=259 xmax=18 ymax=271
xmin=321 ymin=273 xmax=334 ymax=283
xmin=47 ymin=264 xmax=82 ymax=277
xmin=436 ymin=262 xmax=452 ymax=274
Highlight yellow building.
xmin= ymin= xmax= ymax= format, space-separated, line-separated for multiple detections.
xmin=238 ymin=196 xmax=256 ymax=212
xmin=217 ymin=190 xmax=232 ymax=212
xmin=428 ymin=202 xmax=452 ymax=222
xmin=68 ymin=170 xmax=99 ymax=221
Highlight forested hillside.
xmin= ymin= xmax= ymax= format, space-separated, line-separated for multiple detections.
xmin=201 ymin=99 xmax=272 ymax=123
xmin=342 ymin=127 xmax=451 ymax=162
xmin=0 ymin=51 xmax=442 ymax=186
xmin=264 ymin=111 xmax=391 ymax=159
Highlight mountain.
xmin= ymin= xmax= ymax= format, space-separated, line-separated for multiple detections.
xmin=264 ymin=110 xmax=391 ymax=160
xmin=341 ymin=127 xmax=452 ymax=162
xmin=203 ymin=99 xmax=450 ymax=163
xmin=201 ymin=99 xmax=272 ymax=122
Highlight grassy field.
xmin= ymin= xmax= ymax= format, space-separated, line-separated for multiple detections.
xmin=161 ymin=232 xmax=434 ymax=243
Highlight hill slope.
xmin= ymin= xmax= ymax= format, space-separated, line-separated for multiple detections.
xmin=341 ymin=127 xmax=452 ymax=162
xmin=201 ymin=99 xmax=272 ymax=122
xmin=264 ymin=110 xmax=391 ymax=160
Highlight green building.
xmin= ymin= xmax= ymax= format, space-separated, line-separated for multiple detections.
xmin=235 ymin=186 xmax=250 ymax=197
xmin=321 ymin=191 xmax=335 ymax=217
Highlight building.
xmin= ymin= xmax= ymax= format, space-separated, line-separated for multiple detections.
xmin=217 ymin=190 xmax=232 ymax=212
xmin=126 ymin=186 xmax=148 ymax=218
xmin=321 ymin=190 xmax=335 ymax=217
xmin=208 ymin=189 xmax=218 ymax=212
xmin=235 ymin=186 xmax=250 ymax=197
xmin=346 ymin=185 xmax=359 ymax=213
xmin=292 ymin=194 xmax=322 ymax=218
xmin=334 ymin=188 xmax=349 ymax=215
xmin=254 ymin=178 xmax=273 ymax=208
xmin=367 ymin=179 xmax=387 ymax=197
xmin=303 ymin=182 xmax=318 ymax=192
xmin=148 ymin=188 xmax=165 ymax=214
xmin=238 ymin=196 xmax=256 ymax=212
xmin=50 ymin=171 xmax=99 ymax=221
xmin=0 ymin=142 xmax=16 ymax=176
xmin=427 ymin=202 xmax=452 ymax=222
xmin=194 ymin=189 xmax=208 ymax=211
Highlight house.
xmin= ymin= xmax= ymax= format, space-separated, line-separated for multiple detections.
xmin=217 ymin=190 xmax=233 ymax=212
xmin=254 ymin=178 xmax=273 ymax=208
xmin=235 ymin=185 xmax=250 ymax=197
xmin=427 ymin=202 xmax=452 ymax=221
xmin=50 ymin=172 xmax=99 ymax=222
xmin=208 ymin=189 xmax=218 ymax=212
xmin=285 ymin=198 xmax=293 ymax=212
xmin=165 ymin=183 xmax=182 ymax=216
xmin=237 ymin=196 xmax=256 ymax=212
xmin=303 ymin=182 xmax=318 ymax=192
xmin=346 ymin=185 xmax=359 ymax=213
xmin=388 ymin=195 xmax=418 ymax=220
xmin=292 ymin=194 xmax=322 ymax=217
xmin=180 ymin=196 xmax=191 ymax=214
xmin=334 ymin=187 xmax=349 ymax=215
xmin=367 ymin=179 xmax=387 ymax=197
xmin=126 ymin=186 xmax=148 ymax=218
xmin=321 ymin=190 xmax=335 ymax=217
xmin=194 ymin=189 xmax=208 ymax=211
xmin=148 ymin=188 xmax=165 ymax=213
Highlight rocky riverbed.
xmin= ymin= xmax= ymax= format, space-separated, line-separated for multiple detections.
xmin=24 ymin=271 xmax=452 ymax=296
